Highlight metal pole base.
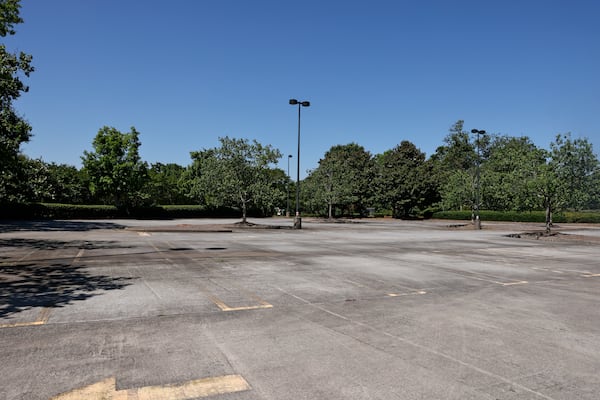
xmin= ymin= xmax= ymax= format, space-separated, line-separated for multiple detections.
xmin=474 ymin=216 xmax=481 ymax=230
xmin=293 ymin=216 xmax=302 ymax=229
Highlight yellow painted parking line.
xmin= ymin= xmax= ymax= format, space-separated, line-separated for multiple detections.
xmin=387 ymin=290 xmax=427 ymax=297
xmin=205 ymin=292 xmax=273 ymax=312
xmin=73 ymin=249 xmax=84 ymax=263
xmin=52 ymin=374 xmax=250 ymax=400
xmin=499 ymin=280 xmax=528 ymax=286
xmin=1 ymin=247 xmax=85 ymax=329
xmin=220 ymin=304 xmax=274 ymax=312
xmin=0 ymin=307 xmax=51 ymax=329
xmin=146 ymin=239 xmax=273 ymax=312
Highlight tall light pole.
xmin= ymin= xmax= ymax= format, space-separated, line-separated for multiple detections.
xmin=289 ymin=98 xmax=310 ymax=229
xmin=471 ymin=129 xmax=486 ymax=230
xmin=286 ymin=154 xmax=292 ymax=217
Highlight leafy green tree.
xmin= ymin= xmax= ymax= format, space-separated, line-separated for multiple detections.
xmin=187 ymin=136 xmax=282 ymax=222
xmin=147 ymin=162 xmax=188 ymax=205
xmin=549 ymin=134 xmax=599 ymax=210
xmin=528 ymin=134 xmax=599 ymax=232
xmin=432 ymin=120 xmax=476 ymax=172
xmin=439 ymin=170 xmax=473 ymax=211
xmin=45 ymin=163 xmax=90 ymax=204
xmin=81 ymin=126 xmax=149 ymax=209
xmin=374 ymin=140 xmax=438 ymax=218
xmin=481 ymin=136 xmax=546 ymax=211
xmin=432 ymin=120 xmax=491 ymax=213
xmin=589 ymin=170 xmax=600 ymax=209
xmin=306 ymin=143 xmax=374 ymax=218
xmin=0 ymin=0 xmax=34 ymax=203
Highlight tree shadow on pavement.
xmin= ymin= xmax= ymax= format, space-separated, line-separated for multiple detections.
xmin=0 ymin=220 xmax=125 ymax=233
xmin=0 ymin=238 xmax=135 ymax=319
xmin=0 ymin=262 xmax=134 ymax=318
xmin=0 ymin=238 xmax=130 ymax=251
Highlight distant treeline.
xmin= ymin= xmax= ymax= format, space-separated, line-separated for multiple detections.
xmin=1 ymin=122 xmax=599 ymax=228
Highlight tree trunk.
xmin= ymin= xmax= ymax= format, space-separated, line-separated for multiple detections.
xmin=328 ymin=201 xmax=333 ymax=219
xmin=242 ymin=200 xmax=247 ymax=223
xmin=545 ymin=202 xmax=552 ymax=234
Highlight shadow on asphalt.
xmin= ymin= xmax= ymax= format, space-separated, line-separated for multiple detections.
xmin=0 ymin=237 xmax=134 ymax=319
xmin=0 ymin=238 xmax=131 ymax=250
xmin=0 ymin=220 xmax=125 ymax=233
xmin=0 ymin=262 xmax=134 ymax=318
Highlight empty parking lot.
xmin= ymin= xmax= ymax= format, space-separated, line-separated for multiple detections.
xmin=1 ymin=218 xmax=599 ymax=400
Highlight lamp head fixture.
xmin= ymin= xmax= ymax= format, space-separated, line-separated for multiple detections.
xmin=289 ymin=99 xmax=310 ymax=107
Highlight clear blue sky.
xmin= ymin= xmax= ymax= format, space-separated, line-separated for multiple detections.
xmin=7 ymin=0 xmax=600 ymax=178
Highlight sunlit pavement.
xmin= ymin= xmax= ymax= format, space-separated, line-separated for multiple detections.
xmin=1 ymin=219 xmax=599 ymax=399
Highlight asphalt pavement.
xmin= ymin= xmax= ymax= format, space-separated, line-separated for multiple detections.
xmin=1 ymin=218 xmax=599 ymax=400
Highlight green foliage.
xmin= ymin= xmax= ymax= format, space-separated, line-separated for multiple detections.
xmin=0 ymin=203 xmax=118 ymax=219
xmin=0 ymin=203 xmax=250 ymax=220
xmin=481 ymin=135 xmax=546 ymax=211
xmin=45 ymin=163 xmax=91 ymax=204
xmin=0 ymin=0 xmax=23 ymax=36
xmin=304 ymin=143 xmax=374 ymax=218
xmin=81 ymin=126 xmax=150 ymax=210
xmin=432 ymin=210 xmax=600 ymax=223
xmin=374 ymin=140 xmax=438 ymax=218
xmin=187 ymin=137 xmax=282 ymax=222
xmin=147 ymin=163 xmax=189 ymax=205
xmin=0 ymin=0 xmax=34 ymax=202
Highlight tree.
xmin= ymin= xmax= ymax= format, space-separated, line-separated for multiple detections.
xmin=187 ymin=137 xmax=282 ymax=222
xmin=147 ymin=162 xmax=188 ymax=205
xmin=0 ymin=0 xmax=34 ymax=203
xmin=432 ymin=120 xmax=491 ymax=213
xmin=81 ymin=126 xmax=149 ymax=209
xmin=306 ymin=143 xmax=374 ymax=218
xmin=432 ymin=120 xmax=476 ymax=172
xmin=481 ymin=136 xmax=546 ymax=211
xmin=374 ymin=141 xmax=438 ymax=218
xmin=549 ymin=134 xmax=599 ymax=210
xmin=532 ymin=134 xmax=599 ymax=232
xmin=45 ymin=163 xmax=90 ymax=204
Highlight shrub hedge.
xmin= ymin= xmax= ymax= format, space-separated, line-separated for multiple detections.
xmin=2 ymin=203 xmax=599 ymax=223
xmin=431 ymin=210 xmax=600 ymax=223
xmin=0 ymin=203 xmax=247 ymax=220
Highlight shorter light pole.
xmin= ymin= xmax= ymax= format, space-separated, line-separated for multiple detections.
xmin=471 ymin=129 xmax=486 ymax=230
xmin=286 ymin=154 xmax=292 ymax=217
xmin=289 ymin=98 xmax=310 ymax=229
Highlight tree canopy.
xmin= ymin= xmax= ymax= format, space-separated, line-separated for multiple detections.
xmin=81 ymin=126 xmax=149 ymax=210
xmin=0 ymin=0 xmax=34 ymax=203
xmin=187 ymin=136 xmax=283 ymax=222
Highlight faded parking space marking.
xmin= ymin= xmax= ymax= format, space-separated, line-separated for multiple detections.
xmin=51 ymin=374 xmax=250 ymax=400
xmin=146 ymin=239 xmax=274 ymax=312
xmin=0 ymin=307 xmax=51 ymax=329
xmin=203 ymin=284 xmax=273 ymax=312
xmin=387 ymin=290 xmax=427 ymax=297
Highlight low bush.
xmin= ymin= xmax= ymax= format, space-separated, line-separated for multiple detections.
xmin=432 ymin=210 xmax=600 ymax=223
xmin=0 ymin=203 xmax=247 ymax=220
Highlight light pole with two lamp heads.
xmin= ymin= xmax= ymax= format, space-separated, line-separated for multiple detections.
xmin=289 ymin=99 xmax=310 ymax=229
xmin=471 ymin=128 xmax=486 ymax=230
